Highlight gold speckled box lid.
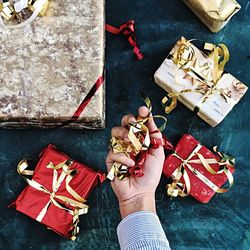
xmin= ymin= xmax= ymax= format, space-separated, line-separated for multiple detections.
xmin=0 ymin=0 xmax=105 ymax=128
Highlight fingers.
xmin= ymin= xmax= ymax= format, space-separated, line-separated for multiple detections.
xmin=121 ymin=114 xmax=136 ymax=128
xmin=138 ymin=106 xmax=149 ymax=118
xmin=148 ymin=117 xmax=162 ymax=139
xmin=118 ymin=106 xmax=163 ymax=156
xmin=138 ymin=106 xmax=164 ymax=157
xmin=138 ymin=106 xmax=162 ymax=139
xmin=105 ymin=151 xmax=135 ymax=171
xmin=111 ymin=127 xmax=129 ymax=141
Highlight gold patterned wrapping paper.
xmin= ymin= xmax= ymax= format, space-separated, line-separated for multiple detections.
xmin=183 ymin=0 xmax=241 ymax=32
xmin=0 ymin=0 xmax=105 ymax=128
xmin=154 ymin=37 xmax=248 ymax=127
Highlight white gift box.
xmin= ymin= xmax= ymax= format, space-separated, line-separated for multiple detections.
xmin=154 ymin=37 xmax=248 ymax=127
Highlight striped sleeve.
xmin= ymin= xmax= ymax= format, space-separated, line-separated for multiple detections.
xmin=117 ymin=211 xmax=171 ymax=250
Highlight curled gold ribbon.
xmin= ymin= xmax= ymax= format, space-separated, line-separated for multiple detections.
xmin=107 ymin=118 xmax=151 ymax=181
xmin=167 ymin=144 xmax=235 ymax=199
xmin=107 ymin=95 xmax=167 ymax=181
xmin=17 ymin=159 xmax=88 ymax=240
xmin=162 ymin=37 xmax=238 ymax=114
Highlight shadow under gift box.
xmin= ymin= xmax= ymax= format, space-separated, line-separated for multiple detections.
xmin=0 ymin=0 xmax=105 ymax=128
xmin=154 ymin=37 xmax=248 ymax=127
xmin=163 ymin=134 xmax=234 ymax=203
xmin=9 ymin=144 xmax=106 ymax=239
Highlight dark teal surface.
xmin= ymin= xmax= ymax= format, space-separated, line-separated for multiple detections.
xmin=1 ymin=0 xmax=250 ymax=249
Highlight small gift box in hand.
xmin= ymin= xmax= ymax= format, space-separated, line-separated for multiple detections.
xmin=9 ymin=144 xmax=106 ymax=240
xmin=154 ymin=37 xmax=248 ymax=127
xmin=163 ymin=134 xmax=235 ymax=203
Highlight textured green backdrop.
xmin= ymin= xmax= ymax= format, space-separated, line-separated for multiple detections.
xmin=0 ymin=0 xmax=250 ymax=249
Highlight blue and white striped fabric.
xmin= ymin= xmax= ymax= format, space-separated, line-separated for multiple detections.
xmin=117 ymin=211 xmax=171 ymax=250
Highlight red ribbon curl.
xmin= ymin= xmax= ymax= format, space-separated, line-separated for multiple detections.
xmin=106 ymin=20 xmax=144 ymax=60
xmin=128 ymin=136 xmax=173 ymax=177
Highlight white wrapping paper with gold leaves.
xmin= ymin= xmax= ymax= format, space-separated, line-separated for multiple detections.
xmin=183 ymin=0 xmax=241 ymax=33
xmin=0 ymin=0 xmax=105 ymax=128
xmin=154 ymin=37 xmax=248 ymax=127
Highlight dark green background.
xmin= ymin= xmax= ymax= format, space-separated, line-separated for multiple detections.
xmin=1 ymin=0 xmax=250 ymax=249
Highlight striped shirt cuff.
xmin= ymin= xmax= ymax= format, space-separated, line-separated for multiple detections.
xmin=117 ymin=211 xmax=170 ymax=250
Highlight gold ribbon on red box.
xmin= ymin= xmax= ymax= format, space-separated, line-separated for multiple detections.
xmin=167 ymin=143 xmax=235 ymax=198
xmin=17 ymin=159 xmax=88 ymax=240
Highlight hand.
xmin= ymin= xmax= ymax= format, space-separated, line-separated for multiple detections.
xmin=106 ymin=106 xmax=165 ymax=218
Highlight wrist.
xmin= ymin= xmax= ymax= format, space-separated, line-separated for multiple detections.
xmin=119 ymin=192 xmax=156 ymax=219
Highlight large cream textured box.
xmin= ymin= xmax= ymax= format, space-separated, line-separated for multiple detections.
xmin=0 ymin=0 xmax=105 ymax=128
xmin=183 ymin=0 xmax=241 ymax=33
xmin=154 ymin=37 xmax=248 ymax=127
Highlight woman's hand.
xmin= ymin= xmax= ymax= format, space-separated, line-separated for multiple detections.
xmin=106 ymin=106 xmax=165 ymax=218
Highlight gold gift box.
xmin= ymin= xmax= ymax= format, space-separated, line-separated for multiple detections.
xmin=183 ymin=0 xmax=241 ymax=32
xmin=0 ymin=0 xmax=105 ymax=128
xmin=154 ymin=37 xmax=248 ymax=127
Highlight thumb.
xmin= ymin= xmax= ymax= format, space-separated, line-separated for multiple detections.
xmin=138 ymin=106 xmax=162 ymax=138
xmin=147 ymin=116 xmax=162 ymax=139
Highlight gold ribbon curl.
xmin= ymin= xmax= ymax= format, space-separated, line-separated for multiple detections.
xmin=162 ymin=37 xmax=237 ymax=114
xmin=167 ymin=144 xmax=235 ymax=199
xmin=107 ymin=95 xmax=167 ymax=181
xmin=17 ymin=159 xmax=88 ymax=240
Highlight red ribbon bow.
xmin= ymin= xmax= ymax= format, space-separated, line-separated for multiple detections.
xmin=106 ymin=20 xmax=144 ymax=60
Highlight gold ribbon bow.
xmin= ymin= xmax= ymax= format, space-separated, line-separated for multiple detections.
xmin=0 ymin=0 xmax=50 ymax=26
xmin=17 ymin=159 xmax=88 ymax=240
xmin=167 ymin=144 xmax=235 ymax=198
xmin=162 ymin=37 xmax=235 ymax=114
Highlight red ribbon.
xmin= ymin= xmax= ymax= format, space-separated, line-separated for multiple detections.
xmin=60 ymin=75 xmax=104 ymax=127
xmin=128 ymin=136 xmax=173 ymax=177
xmin=129 ymin=151 xmax=147 ymax=177
xmin=149 ymin=130 xmax=174 ymax=150
xmin=72 ymin=75 xmax=104 ymax=119
xmin=151 ymin=137 xmax=174 ymax=150
xmin=106 ymin=20 xmax=144 ymax=60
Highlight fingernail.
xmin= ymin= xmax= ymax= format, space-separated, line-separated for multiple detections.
xmin=127 ymin=159 xmax=135 ymax=166
xmin=128 ymin=117 xmax=136 ymax=123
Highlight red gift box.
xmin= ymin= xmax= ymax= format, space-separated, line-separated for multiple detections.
xmin=163 ymin=134 xmax=235 ymax=203
xmin=9 ymin=144 xmax=106 ymax=239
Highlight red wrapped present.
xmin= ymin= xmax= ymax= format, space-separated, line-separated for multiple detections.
xmin=163 ymin=134 xmax=235 ymax=203
xmin=9 ymin=144 xmax=106 ymax=240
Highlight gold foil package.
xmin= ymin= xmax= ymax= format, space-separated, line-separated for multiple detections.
xmin=183 ymin=0 xmax=241 ymax=32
